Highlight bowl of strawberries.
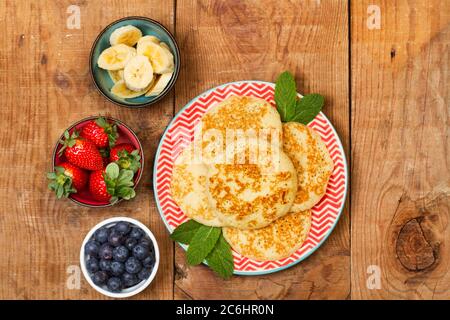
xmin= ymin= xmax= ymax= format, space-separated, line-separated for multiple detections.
xmin=47 ymin=116 xmax=144 ymax=207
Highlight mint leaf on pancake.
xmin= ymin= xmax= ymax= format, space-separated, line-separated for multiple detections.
xmin=206 ymin=235 xmax=234 ymax=279
xmin=275 ymin=71 xmax=324 ymax=124
xmin=275 ymin=71 xmax=297 ymax=121
xmin=171 ymin=221 xmax=234 ymax=277
xmin=170 ymin=219 xmax=203 ymax=245
xmin=291 ymin=94 xmax=324 ymax=124
xmin=186 ymin=225 xmax=221 ymax=265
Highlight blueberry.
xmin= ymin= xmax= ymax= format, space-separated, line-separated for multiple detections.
xmin=107 ymin=277 xmax=122 ymax=292
xmin=132 ymin=244 xmax=150 ymax=260
xmin=138 ymin=268 xmax=152 ymax=281
xmin=86 ymin=257 xmax=99 ymax=273
xmin=94 ymin=227 xmax=109 ymax=244
xmin=92 ymin=271 xmax=108 ymax=286
xmin=129 ymin=227 xmax=144 ymax=240
xmin=142 ymin=255 xmax=155 ymax=268
xmin=114 ymin=222 xmax=130 ymax=235
xmin=147 ymin=243 xmax=155 ymax=256
xmin=125 ymin=257 xmax=142 ymax=274
xmin=99 ymin=244 xmax=114 ymax=260
xmin=122 ymin=272 xmax=138 ymax=288
xmin=110 ymin=261 xmax=125 ymax=276
xmin=124 ymin=237 xmax=137 ymax=251
xmin=99 ymin=259 xmax=111 ymax=272
xmin=108 ymin=231 xmax=124 ymax=247
xmin=112 ymin=246 xmax=129 ymax=262
xmin=139 ymin=238 xmax=152 ymax=249
xmin=84 ymin=240 xmax=100 ymax=257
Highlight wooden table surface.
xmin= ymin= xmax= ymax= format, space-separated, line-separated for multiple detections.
xmin=0 ymin=0 xmax=448 ymax=300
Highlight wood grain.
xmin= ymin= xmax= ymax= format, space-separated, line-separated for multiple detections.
xmin=0 ymin=0 xmax=174 ymax=299
xmin=351 ymin=0 xmax=449 ymax=299
xmin=1 ymin=0 xmax=448 ymax=300
xmin=173 ymin=0 xmax=350 ymax=300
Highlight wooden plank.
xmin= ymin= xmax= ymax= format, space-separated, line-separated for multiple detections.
xmin=0 ymin=0 xmax=174 ymax=299
xmin=174 ymin=0 xmax=350 ymax=299
xmin=351 ymin=0 xmax=449 ymax=299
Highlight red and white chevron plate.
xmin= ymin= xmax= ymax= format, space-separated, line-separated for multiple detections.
xmin=153 ymin=81 xmax=348 ymax=275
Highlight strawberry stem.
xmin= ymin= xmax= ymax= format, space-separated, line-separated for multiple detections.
xmin=47 ymin=166 xmax=77 ymax=198
xmin=116 ymin=149 xmax=141 ymax=173
xmin=95 ymin=117 xmax=118 ymax=148
xmin=58 ymin=130 xmax=79 ymax=156
xmin=102 ymin=163 xmax=136 ymax=204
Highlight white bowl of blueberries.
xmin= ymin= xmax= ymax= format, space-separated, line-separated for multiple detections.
xmin=80 ymin=217 xmax=159 ymax=298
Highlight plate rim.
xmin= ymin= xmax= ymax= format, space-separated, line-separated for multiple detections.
xmin=152 ymin=80 xmax=348 ymax=276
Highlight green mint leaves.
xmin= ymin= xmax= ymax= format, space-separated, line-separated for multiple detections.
xmin=170 ymin=220 xmax=203 ymax=244
xmin=275 ymin=71 xmax=298 ymax=121
xmin=205 ymin=235 xmax=234 ymax=280
xmin=291 ymin=94 xmax=325 ymax=124
xmin=170 ymin=220 xmax=234 ymax=279
xmin=275 ymin=71 xmax=325 ymax=124
xmin=104 ymin=163 xmax=136 ymax=204
xmin=186 ymin=226 xmax=221 ymax=265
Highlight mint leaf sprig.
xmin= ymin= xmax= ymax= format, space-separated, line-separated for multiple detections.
xmin=205 ymin=236 xmax=234 ymax=279
xmin=170 ymin=220 xmax=234 ymax=279
xmin=186 ymin=225 xmax=221 ymax=265
xmin=275 ymin=71 xmax=325 ymax=124
xmin=170 ymin=219 xmax=203 ymax=244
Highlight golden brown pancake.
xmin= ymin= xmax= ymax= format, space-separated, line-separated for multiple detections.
xmin=195 ymin=95 xmax=282 ymax=165
xmin=170 ymin=144 xmax=223 ymax=227
xmin=207 ymin=150 xmax=297 ymax=230
xmin=222 ymin=209 xmax=311 ymax=261
xmin=282 ymin=122 xmax=334 ymax=211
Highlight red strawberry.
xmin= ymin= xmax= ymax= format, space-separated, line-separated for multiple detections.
xmin=89 ymin=170 xmax=111 ymax=202
xmin=98 ymin=148 xmax=110 ymax=168
xmin=59 ymin=130 xmax=103 ymax=171
xmin=47 ymin=162 xmax=88 ymax=198
xmin=80 ymin=117 xmax=118 ymax=148
xmin=110 ymin=143 xmax=135 ymax=162
xmin=89 ymin=163 xmax=136 ymax=204
xmin=110 ymin=143 xmax=141 ymax=173
xmin=102 ymin=157 xmax=110 ymax=168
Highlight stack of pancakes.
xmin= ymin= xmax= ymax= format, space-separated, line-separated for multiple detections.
xmin=171 ymin=96 xmax=333 ymax=261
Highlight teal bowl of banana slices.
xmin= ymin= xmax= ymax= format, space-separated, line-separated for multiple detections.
xmin=90 ymin=16 xmax=180 ymax=108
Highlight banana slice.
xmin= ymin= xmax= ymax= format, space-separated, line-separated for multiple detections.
xmin=145 ymin=72 xmax=173 ymax=96
xmin=159 ymin=42 xmax=170 ymax=51
xmin=111 ymin=80 xmax=147 ymax=99
xmin=137 ymin=41 xmax=174 ymax=74
xmin=159 ymin=43 xmax=175 ymax=67
xmin=109 ymin=25 xmax=142 ymax=46
xmin=137 ymin=35 xmax=160 ymax=48
xmin=97 ymin=44 xmax=136 ymax=70
xmin=123 ymin=55 xmax=154 ymax=91
xmin=107 ymin=69 xmax=124 ymax=83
